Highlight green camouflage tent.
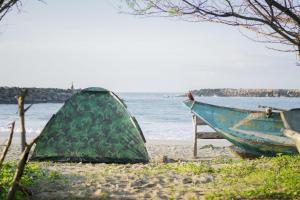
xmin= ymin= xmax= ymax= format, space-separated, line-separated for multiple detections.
xmin=31 ymin=87 xmax=149 ymax=163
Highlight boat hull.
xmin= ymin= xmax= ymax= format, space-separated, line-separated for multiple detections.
xmin=184 ymin=100 xmax=298 ymax=156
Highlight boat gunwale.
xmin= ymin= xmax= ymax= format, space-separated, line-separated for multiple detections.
xmin=184 ymin=99 xmax=287 ymax=114
xmin=185 ymin=100 xmax=286 ymax=134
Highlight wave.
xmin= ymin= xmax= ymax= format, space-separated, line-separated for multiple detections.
xmin=0 ymin=127 xmax=43 ymax=134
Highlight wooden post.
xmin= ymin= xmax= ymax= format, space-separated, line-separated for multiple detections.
xmin=192 ymin=115 xmax=224 ymax=158
xmin=193 ymin=115 xmax=198 ymax=158
xmin=17 ymin=89 xmax=28 ymax=152
xmin=0 ymin=122 xmax=15 ymax=169
xmin=7 ymin=135 xmax=40 ymax=200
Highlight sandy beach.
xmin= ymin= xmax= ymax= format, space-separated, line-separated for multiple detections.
xmin=2 ymin=139 xmax=233 ymax=161
xmin=2 ymin=0 xmax=300 ymax=198
xmin=1 ymin=139 xmax=236 ymax=199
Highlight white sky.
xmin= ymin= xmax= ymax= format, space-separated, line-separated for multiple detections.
xmin=0 ymin=0 xmax=299 ymax=92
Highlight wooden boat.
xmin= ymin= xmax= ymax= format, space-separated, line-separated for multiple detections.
xmin=183 ymin=93 xmax=298 ymax=156
xmin=281 ymin=110 xmax=300 ymax=153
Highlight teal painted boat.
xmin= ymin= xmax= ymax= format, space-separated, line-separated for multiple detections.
xmin=281 ymin=110 xmax=300 ymax=153
xmin=183 ymin=96 xmax=298 ymax=156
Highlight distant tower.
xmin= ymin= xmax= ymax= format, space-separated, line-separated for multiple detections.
xmin=70 ymin=82 xmax=75 ymax=93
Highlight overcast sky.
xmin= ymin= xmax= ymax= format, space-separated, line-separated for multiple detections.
xmin=0 ymin=0 xmax=299 ymax=92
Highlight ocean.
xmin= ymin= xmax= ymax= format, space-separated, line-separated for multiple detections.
xmin=1 ymin=93 xmax=300 ymax=143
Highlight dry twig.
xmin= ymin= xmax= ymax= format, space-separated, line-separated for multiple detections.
xmin=0 ymin=121 xmax=15 ymax=169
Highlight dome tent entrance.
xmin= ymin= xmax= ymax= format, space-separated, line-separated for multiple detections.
xmin=31 ymin=87 xmax=149 ymax=163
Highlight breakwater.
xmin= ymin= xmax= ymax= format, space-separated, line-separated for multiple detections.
xmin=192 ymin=88 xmax=300 ymax=97
xmin=1 ymin=87 xmax=300 ymax=104
xmin=0 ymin=87 xmax=75 ymax=104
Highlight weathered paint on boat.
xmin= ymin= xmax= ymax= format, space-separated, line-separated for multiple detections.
xmin=281 ymin=110 xmax=300 ymax=153
xmin=183 ymin=99 xmax=298 ymax=156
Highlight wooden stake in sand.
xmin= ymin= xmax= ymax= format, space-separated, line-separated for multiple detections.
xmin=16 ymin=89 xmax=32 ymax=152
xmin=0 ymin=121 xmax=15 ymax=169
xmin=7 ymin=135 xmax=40 ymax=200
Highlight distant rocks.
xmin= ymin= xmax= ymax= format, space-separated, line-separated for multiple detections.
xmin=191 ymin=88 xmax=300 ymax=97
xmin=1 ymin=87 xmax=300 ymax=104
xmin=0 ymin=87 xmax=77 ymax=104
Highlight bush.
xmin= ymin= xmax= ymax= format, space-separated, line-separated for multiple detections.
xmin=0 ymin=162 xmax=45 ymax=200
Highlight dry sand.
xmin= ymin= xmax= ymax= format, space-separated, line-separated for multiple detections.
xmin=1 ymin=140 xmax=237 ymax=199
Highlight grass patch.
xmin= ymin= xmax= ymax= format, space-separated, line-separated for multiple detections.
xmin=0 ymin=162 xmax=61 ymax=200
xmin=2 ymin=155 xmax=299 ymax=199
xmin=206 ymin=155 xmax=300 ymax=199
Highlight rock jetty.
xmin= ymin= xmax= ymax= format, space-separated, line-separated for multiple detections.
xmin=191 ymin=88 xmax=300 ymax=97
xmin=0 ymin=87 xmax=76 ymax=104
xmin=1 ymin=87 xmax=300 ymax=104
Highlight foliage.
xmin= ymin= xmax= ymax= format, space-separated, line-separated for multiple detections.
xmin=0 ymin=162 xmax=53 ymax=200
xmin=206 ymin=155 xmax=300 ymax=199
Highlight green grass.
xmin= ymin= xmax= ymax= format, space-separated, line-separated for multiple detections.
xmin=0 ymin=162 xmax=59 ymax=200
xmin=2 ymin=155 xmax=300 ymax=199
xmin=99 ymin=156 xmax=300 ymax=199
xmin=138 ymin=155 xmax=300 ymax=199
xmin=206 ymin=155 xmax=300 ymax=199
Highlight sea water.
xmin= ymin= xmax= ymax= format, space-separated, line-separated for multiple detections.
xmin=1 ymin=93 xmax=300 ymax=143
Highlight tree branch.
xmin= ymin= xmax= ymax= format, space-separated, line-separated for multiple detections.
xmin=7 ymin=135 xmax=40 ymax=200
xmin=0 ymin=121 xmax=15 ymax=169
xmin=125 ymin=0 xmax=300 ymax=56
